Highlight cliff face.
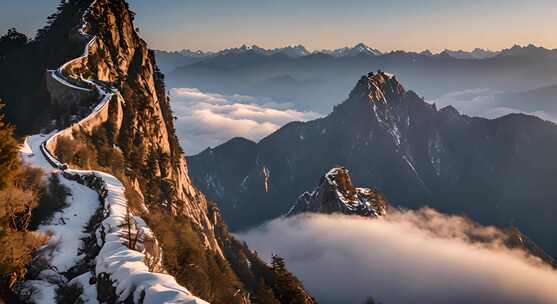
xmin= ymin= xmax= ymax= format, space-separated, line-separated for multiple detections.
xmin=49 ymin=0 xmax=217 ymax=246
xmin=42 ymin=0 xmax=316 ymax=303
xmin=90 ymin=0 xmax=218 ymax=244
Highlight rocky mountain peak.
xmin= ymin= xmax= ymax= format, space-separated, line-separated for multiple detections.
xmin=348 ymin=71 xmax=406 ymax=104
xmin=324 ymin=167 xmax=357 ymax=196
xmin=353 ymin=42 xmax=382 ymax=55
xmin=288 ymin=167 xmax=389 ymax=217
xmin=319 ymin=43 xmax=382 ymax=57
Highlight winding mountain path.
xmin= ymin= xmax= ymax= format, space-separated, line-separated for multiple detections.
xmin=20 ymin=1 xmax=208 ymax=303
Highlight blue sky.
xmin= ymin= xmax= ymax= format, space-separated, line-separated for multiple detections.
xmin=2 ymin=0 xmax=556 ymax=52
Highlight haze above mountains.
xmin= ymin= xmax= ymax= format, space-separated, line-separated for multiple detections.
xmin=156 ymin=42 xmax=533 ymax=62
xmin=154 ymin=42 xmax=510 ymax=75
xmin=157 ymin=42 xmax=557 ymax=119
xmin=158 ymin=42 xmax=557 ymax=156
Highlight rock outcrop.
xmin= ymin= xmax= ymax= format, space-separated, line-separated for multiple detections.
xmin=288 ymin=167 xmax=389 ymax=217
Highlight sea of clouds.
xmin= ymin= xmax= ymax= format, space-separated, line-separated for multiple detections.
xmin=170 ymin=88 xmax=321 ymax=155
xmin=238 ymin=208 xmax=557 ymax=304
xmin=431 ymin=88 xmax=557 ymax=122
xmin=170 ymin=87 xmax=556 ymax=156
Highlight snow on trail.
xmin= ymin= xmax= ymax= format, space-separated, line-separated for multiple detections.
xmin=90 ymin=169 xmax=209 ymax=303
xmin=21 ymin=134 xmax=101 ymax=303
xmin=18 ymin=1 xmax=211 ymax=302
xmin=36 ymin=177 xmax=98 ymax=272
xmin=20 ymin=134 xmax=100 ymax=272
xmin=21 ymin=133 xmax=57 ymax=172
xmin=23 ymin=132 xmax=209 ymax=303
xmin=51 ymin=70 xmax=93 ymax=92
xmin=23 ymin=134 xmax=98 ymax=273
xmin=24 ymin=280 xmax=56 ymax=304
xmin=71 ymin=272 xmax=98 ymax=304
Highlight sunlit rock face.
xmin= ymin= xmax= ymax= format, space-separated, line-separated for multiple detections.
xmin=50 ymin=0 xmax=216 ymax=236
xmin=288 ymin=167 xmax=389 ymax=218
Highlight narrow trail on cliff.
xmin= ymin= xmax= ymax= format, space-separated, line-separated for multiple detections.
xmin=19 ymin=1 xmax=208 ymax=303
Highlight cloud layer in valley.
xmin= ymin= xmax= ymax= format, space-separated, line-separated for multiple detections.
xmin=237 ymin=209 xmax=557 ymax=304
xmin=431 ymin=88 xmax=557 ymax=123
xmin=170 ymin=88 xmax=321 ymax=155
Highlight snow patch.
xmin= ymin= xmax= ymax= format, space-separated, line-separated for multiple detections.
xmin=37 ymin=177 xmax=99 ymax=272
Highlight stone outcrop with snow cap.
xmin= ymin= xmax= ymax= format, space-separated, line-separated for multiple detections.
xmin=288 ymin=167 xmax=389 ymax=217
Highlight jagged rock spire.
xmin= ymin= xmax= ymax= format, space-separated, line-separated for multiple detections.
xmin=288 ymin=167 xmax=389 ymax=217
xmin=348 ymin=70 xmax=406 ymax=104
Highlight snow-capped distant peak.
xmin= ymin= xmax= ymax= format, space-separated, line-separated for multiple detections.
xmin=202 ymin=43 xmax=386 ymax=58
xmin=499 ymin=44 xmax=548 ymax=57
xmin=318 ymin=43 xmax=382 ymax=57
xmin=178 ymin=48 xmax=213 ymax=57
xmin=353 ymin=42 xmax=382 ymax=55
xmin=420 ymin=50 xmax=434 ymax=57
xmin=214 ymin=44 xmax=311 ymax=58
xmin=273 ymin=45 xmax=311 ymax=57
xmin=218 ymin=44 xmax=271 ymax=56
xmin=239 ymin=44 xmax=255 ymax=50
xmin=240 ymin=44 xmax=269 ymax=53
xmin=441 ymin=48 xmax=500 ymax=60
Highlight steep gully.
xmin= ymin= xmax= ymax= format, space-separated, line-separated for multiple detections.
xmin=23 ymin=1 xmax=208 ymax=303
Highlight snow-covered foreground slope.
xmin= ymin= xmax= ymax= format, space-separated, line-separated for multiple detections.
xmin=18 ymin=1 xmax=209 ymax=303
xmin=21 ymin=136 xmax=96 ymax=272
xmin=23 ymin=134 xmax=208 ymax=303
xmin=21 ymin=135 xmax=100 ymax=303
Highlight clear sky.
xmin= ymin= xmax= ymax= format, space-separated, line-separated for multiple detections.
xmin=2 ymin=0 xmax=556 ymax=52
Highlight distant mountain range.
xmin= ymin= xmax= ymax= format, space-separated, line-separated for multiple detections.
xmin=439 ymin=48 xmax=500 ymax=60
xmin=154 ymin=43 xmax=373 ymax=71
xmin=157 ymin=43 xmax=502 ymax=73
xmin=155 ymin=42 xmax=378 ymax=65
xmin=218 ymin=44 xmax=311 ymax=58
xmin=156 ymin=43 xmax=528 ymax=65
xmin=159 ymin=43 xmax=557 ymax=113
xmin=187 ymin=72 xmax=557 ymax=260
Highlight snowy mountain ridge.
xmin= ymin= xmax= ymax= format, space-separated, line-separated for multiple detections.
xmin=216 ymin=44 xmax=311 ymax=58
xmin=215 ymin=42 xmax=381 ymax=58
xmin=22 ymin=0 xmax=209 ymax=302
xmin=158 ymin=43 xmax=554 ymax=60
xmin=439 ymin=48 xmax=500 ymax=59
xmin=319 ymin=42 xmax=383 ymax=57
